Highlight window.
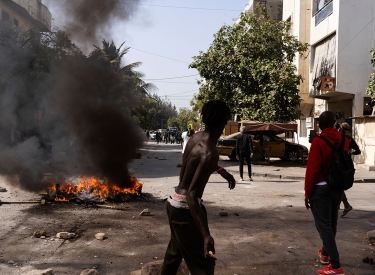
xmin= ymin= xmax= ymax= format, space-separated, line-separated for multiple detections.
xmin=315 ymin=0 xmax=333 ymax=25
xmin=300 ymin=119 xmax=307 ymax=137
xmin=364 ymin=97 xmax=374 ymax=116
xmin=14 ymin=19 xmax=18 ymax=27
xmin=316 ymin=0 xmax=329 ymax=11
xmin=2 ymin=11 xmax=9 ymax=22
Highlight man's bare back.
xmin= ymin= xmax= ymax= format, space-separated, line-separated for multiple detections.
xmin=161 ymin=100 xmax=235 ymax=275
xmin=176 ymin=131 xmax=218 ymax=198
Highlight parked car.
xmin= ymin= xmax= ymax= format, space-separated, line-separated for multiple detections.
xmin=216 ymin=132 xmax=308 ymax=162
xmin=149 ymin=131 xmax=156 ymax=140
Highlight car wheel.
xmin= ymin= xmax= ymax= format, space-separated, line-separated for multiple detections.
xmin=229 ymin=150 xmax=237 ymax=161
xmin=287 ymin=150 xmax=299 ymax=162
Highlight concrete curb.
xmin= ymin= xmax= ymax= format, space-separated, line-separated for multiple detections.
xmin=225 ymin=167 xmax=374 ymax=183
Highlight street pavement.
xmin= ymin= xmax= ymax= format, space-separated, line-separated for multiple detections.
xmin=219 ymin=154 xmax=374 ymax=183
xmin=0 ymin=140 xmax=374 ymax=275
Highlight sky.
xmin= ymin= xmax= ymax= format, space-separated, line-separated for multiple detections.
xmin=43 ymin=0 xmax=250 ymax=110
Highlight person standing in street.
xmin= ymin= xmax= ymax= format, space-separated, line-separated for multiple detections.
xmin=339 ymin=122 xmax=361 ymax=217
xmin=161 ymin=100 xmax=236 ymax=275
xmin=236 ymin=126 xmax=254 ymax=181
xmin=305 ymin=111 xmax=349 ymax=275
xmin=181 ymin=123 xmax=195 ymax=154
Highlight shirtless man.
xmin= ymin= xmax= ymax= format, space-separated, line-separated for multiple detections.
xmin=161 ymin=100 xmax=236 ymax=275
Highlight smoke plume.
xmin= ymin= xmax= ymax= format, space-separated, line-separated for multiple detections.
xmin=0 ymin=1 xmax=145 ymax=191
xmin=46 ymin=0 xmax=142 ymax=49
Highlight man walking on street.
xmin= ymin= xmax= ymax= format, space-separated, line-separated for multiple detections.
xmin=305 ymin=111 xmax=349 ymax=275
xmin=236 ymin=126 xmax=254 ymax=181
xmin=161 ymin=100 xmax=236 ymax=275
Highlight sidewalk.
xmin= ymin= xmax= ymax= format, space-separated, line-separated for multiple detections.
xmin=219 ymin=157 xmax=375 ymax=183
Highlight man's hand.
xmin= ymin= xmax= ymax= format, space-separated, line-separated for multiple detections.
xmin=305 ymin=197 xmax=310 ymax=210
xmin=220 ymin=170 xmax=236 ymax=189
xmin=204 ymin=235 xmax=216 ymax=259
xmin=250 ymin=153 xmax=253 ymax=158
xmin=236 ymin=155 xmax=239 ymax=160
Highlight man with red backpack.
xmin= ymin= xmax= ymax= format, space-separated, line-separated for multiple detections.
xmin=304 ymin=111 xmax=350 ymax=275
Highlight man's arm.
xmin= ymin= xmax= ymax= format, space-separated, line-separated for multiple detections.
xmin=186 ymin=153 xmax=218 ymax=259
xmin=304 ymin=138 xmax=324 ymax=203
xmin=350 ymin=138 xmax=361 ymax=155
xmin=216 ymin=166 xmax=235 ymax=189
xmin=248 ymin=135 xmax=254 ymax=157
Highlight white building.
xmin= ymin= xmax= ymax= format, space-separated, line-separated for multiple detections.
xmin=308 ymin=0 xmax=375 ymax=169
xmin=0 ymin=0 xmax=51 ymax=31
xmin=283 ymin=0 xmax=313 ymax=149
xmin=241 ymin=0 xmax=283 ymax=21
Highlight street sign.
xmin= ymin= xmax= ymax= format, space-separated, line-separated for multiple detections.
xmin=321 ymin=76 xmax=335 ymax=92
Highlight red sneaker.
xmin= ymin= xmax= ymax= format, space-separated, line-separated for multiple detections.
xmin=318 ymin=248 xmax=329 ymax=264
xmin=316 ymin=264 xmax=344 ymax=275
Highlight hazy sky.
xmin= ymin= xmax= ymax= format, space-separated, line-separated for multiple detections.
xmin=43 ymin=0 xmax=250 ymax=110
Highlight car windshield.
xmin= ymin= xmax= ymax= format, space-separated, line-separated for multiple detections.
xmin=264 ymin=135 xmax=284 ymax=142
xmin=222 ymin=132 xmax=255 ymax=140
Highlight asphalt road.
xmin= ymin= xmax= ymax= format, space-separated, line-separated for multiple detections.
xmin=0 ymin=140 xmax=374 ymax=275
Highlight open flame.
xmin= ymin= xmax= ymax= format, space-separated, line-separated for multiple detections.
xmin=48 ymin=177 xmax=142 ymax=202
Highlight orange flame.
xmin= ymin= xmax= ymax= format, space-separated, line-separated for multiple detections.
xmin=48 ymin=177 xmax=142 ymax=202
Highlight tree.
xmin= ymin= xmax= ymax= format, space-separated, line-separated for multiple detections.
xmin=135 ymin=94 xmax=178 ymax=130
xmin=366 ymin=48 xmax=375 ymax=103
xmin=90 ymin=40 xmax=157 ymax=97
xmin=168 ymin=108 xmax=198 ymax=131
xmin=189 ymin=6 xmax=309 ymax=122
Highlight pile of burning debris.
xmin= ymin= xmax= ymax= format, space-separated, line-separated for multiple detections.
xmin=46 ymin=176 xmax=142 ymax=203
xmin=0 ymin=176 xmax=143 ymax=211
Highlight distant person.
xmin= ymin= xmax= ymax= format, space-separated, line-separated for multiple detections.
xmin=236 ymin=126 xmax=254 ymax=181
xmin=155 ymin=131 xmax=161 ymax=144
xmin=181 ymin=123 xmax=195 ymax=154
xmin=161 ymin=100 xmax=235 ymax=275
xmin=146 ymin=130 xmax=150 ymax=140
xmin=164 ymin=130 xmax=169 ymax=144
xmin=305 ymin=111 xmax=349 ymax=275
xmin=339 ymin=122 xmax=361 ymax=217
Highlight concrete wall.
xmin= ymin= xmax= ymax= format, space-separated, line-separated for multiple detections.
xmin=283 ymin=0 xmax=313 ymax=148
xmin=0 ymin=0 xmax=36 ymax=30
xmin=244 ymin=0 xmax=283 ymax=20
xmin=336 ymin=0 xmax=374 ymax=117
xmin=354 ymin=117 xmax=375 ymax=168
xmin=9 ymin=0 xmax=50 ymax=30
xmin=310 ymin=0 xmax=375 ymax=117
xmin=310 ymin=1 xmax=338 ymax=45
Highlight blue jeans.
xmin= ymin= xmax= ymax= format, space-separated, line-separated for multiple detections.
xmin=310 ymin=185 xmax=344 ymax=268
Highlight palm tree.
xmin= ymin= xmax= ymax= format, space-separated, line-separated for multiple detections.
xmin=92 ymin=39 xmax=157 ymax=96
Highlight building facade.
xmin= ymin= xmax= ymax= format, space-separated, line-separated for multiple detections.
xmin=0 ymin=0 xmax=51 ymax=31
xmin=242 ymin=0 xmax=283 ymax=21
xmin=308 ymin=0 xmax=375 ymax=169
xmin=283 ymin=0 xmax=313 ymax=148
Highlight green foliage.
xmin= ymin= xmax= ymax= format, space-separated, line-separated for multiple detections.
xmin=366 ymin=48 xmax=375 ymax=101
xmin=168 ymin=108 xmax=198 ymax=131
xmin=135 ymin=94 xmax=178 ymax=130
xmin=189 ymin=6 xmax=309 ymax=122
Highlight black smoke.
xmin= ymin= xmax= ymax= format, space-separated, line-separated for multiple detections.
xmin=0 ymin=1 xmax=145 ymax=191
xmin=45 ymin=0 xmax=142 ymax=50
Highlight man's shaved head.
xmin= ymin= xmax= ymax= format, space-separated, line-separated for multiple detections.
xmin=319 ymin=111 xmax=336 ymax=130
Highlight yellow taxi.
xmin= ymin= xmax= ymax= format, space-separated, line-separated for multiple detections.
xmin=216 ymin=132 xmax=308 ymax=162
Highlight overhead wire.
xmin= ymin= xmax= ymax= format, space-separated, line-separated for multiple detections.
xmin=143 ymin=74 xmax=199 ymax=80
xmin=117 ymin=2 xmax=244 ymax=12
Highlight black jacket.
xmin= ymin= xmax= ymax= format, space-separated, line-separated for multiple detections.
xmin=236 ymin=133 xmax=254 ymax=154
